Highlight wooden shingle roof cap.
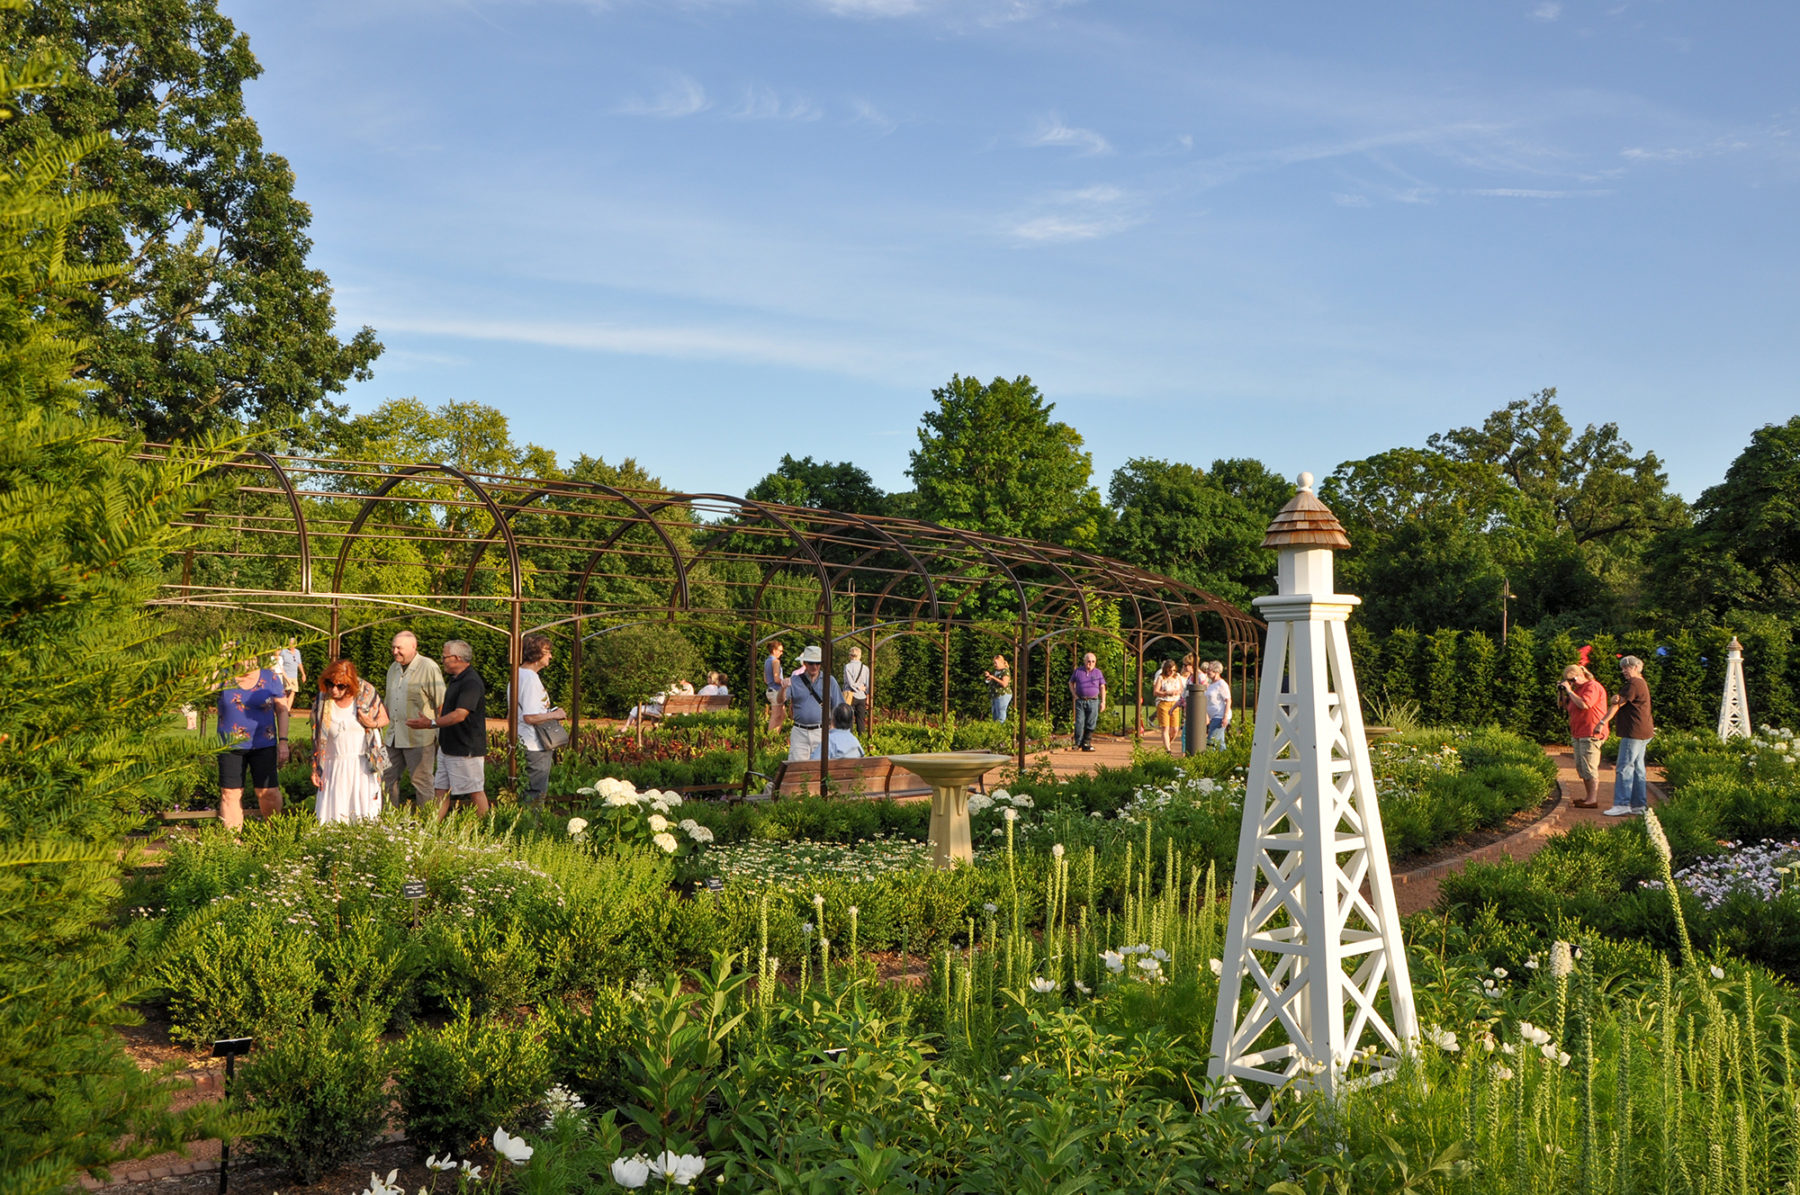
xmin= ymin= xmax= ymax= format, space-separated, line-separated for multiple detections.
xmin=1262 ymin=472 xmax=1351 ymax=551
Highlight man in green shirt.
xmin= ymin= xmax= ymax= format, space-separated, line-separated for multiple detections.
xmin=383 ymin=630 xmax=446 ymax=810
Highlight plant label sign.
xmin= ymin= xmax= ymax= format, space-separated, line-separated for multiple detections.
xmin=401 ymin=880 xmax=427 ymax=900
xmin=704 ymin=877 xmax=724 ymax=892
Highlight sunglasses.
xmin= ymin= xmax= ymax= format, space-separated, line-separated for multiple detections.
xmin=327 ymin=682 xmax=351 ymax=692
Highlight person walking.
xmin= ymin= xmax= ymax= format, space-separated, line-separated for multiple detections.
xmin=216 ymin=652 xmax=292 ymax=829
xmin=404 ymin=639 xmax=489 ymax=818
xmin=1068 ymin=651 xmax=1106 ymax=752
xmin=276 ymin=636 xmax=306 ymax=698
xmin=516 ymin=634 xmax=565 ymax=806
xmin=1152 ymin=659 xmax=1184 ymax=752
xmin=383 ymin=631 xmax=446 ymax=810
xmin=984 ymin=654 xmax=1013 ymax=723
xmin=1556 ymin=664 xmax=1609 ymax=809
xmin=1604 ymin=655 xmax=1654 ymax=816
xmin=810 ymin=703 xmax=865 ymax=761
xmin=1203 ymin=661 xmax=1233 ymax=750
xmin=844 ymin=645 xmax=871 ymax=735
xmin=310 ymin=659 xmax=388 ymax=824
xmin=763 ymin=641 xmax=787 ymax=735
xmin=785 ymin=645 xmax=843 ymax=763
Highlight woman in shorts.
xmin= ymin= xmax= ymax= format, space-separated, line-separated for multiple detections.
xmin=1152 ymin=659 xmax=1185 ymax=753
xmin=217 ymin=653 xmax=293 ymax=829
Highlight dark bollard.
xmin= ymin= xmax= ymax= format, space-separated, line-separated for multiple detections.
xmin=211 ymin=1037 xmax=252 ymax=1194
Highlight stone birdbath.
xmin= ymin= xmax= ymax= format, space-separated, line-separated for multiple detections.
xmin=888 ymin=752 xmax=1010 ymax=869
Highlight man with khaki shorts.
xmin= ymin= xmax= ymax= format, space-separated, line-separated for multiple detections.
xmin=406 ymin=639 xmax=489 ymax=818
xmin=384 ymin=631 xmax=446 ymax=809
xmin=1556 ymin=664 xmax=1608 ymax=808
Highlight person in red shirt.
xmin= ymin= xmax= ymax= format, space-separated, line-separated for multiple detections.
xmin=1556 ymin=664 xmax=1608 ymax=808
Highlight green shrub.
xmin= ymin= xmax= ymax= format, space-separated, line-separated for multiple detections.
xmin=239 ymin=1015 xmax=390 ymax=1183
xmin=155 ymin=910 xmax=320 ymax=1046
xmin=394 ymin=1005 xmax=550 ymax=1157
xmin=544 ymin=987 xmax=636 ymax=1110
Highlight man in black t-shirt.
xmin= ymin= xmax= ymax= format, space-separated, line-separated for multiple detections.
xmin=406 ymin=638 xmax=489 ymax=817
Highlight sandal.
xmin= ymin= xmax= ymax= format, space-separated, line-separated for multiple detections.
xmin=1572 ymin=799 xmax=1599 ymax=809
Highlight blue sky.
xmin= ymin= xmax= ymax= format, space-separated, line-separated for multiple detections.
xmin=225 ymin=0 xmax=1797 ymax=502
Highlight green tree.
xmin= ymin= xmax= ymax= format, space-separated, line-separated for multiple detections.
xmin=0 ymin=0 xmax=381 ymax=442
xmin=1102 ymin=456 xmax=1284 ymax=606
xmin=746 ymin=454 xmax=886 ymax=515
xmin=1655 ymin=416 xmax=1800 ymax=617
xmin=581 ymin=624 xmax=704 ymax=717
xmin=908 ymin=374 xmax=1103 ymax=547
xmin=0 ymin=41 xmax=227 ymax=1191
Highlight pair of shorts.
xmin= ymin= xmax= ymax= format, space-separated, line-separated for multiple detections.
xmin=1155 ymin=699 xmax=1182 ymax=728
xmin=766 ymin=686 xmax=783 ymax=706
xmin=434 ymin=752 xmax=487 ymax=796
xmin=1572 ymin=736 xmax=1602 ymax=781
xmin=220 ymin=745 xmax=279 ymax=790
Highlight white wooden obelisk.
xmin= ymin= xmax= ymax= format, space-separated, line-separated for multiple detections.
xmin=1209 ymin=474 xmax=1417 ymax=1115
xmin=1718 ymin=636 xmax=1752 ymax=742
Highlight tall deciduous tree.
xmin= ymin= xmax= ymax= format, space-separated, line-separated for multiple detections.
xmin=746 ymin=454 xmax=886 ymax=514
xmin=1102 ymin=456 xmax=1286 ymax=606
xmin=0 ymin=0 xmax=381 ymax=443
xmin=908 ymin=373 xmax=1103 ymax=546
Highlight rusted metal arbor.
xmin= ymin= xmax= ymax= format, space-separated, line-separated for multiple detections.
xmin=152 ymin=449 xmax=1262 ymax=791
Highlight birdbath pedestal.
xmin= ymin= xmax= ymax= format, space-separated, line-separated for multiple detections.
xmin=888 ymin=752 xmax=1010 ymax=869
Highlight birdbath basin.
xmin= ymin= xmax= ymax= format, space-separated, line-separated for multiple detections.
xmin=888 ymin=752 xmax=1010 ymax=869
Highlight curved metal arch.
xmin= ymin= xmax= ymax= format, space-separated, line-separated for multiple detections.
xmin=246 ymin=450 xmax=313 ymax=595
xmin=460 ymin=480 xmax=693 ymax=614
xmin=327 ymin=462 xmax=522 ymax=602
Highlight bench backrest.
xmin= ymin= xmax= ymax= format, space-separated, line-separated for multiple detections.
xmin=662 ymin=693 xmax=731 ymax=716
xmin=771 ymin=757 xmax=982 ymax=800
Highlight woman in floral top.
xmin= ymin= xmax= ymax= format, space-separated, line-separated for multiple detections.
xmin=217 ymin=654 xmax=293 ymax=829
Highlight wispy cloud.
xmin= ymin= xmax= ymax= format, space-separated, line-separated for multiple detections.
xmin=1025 ymin=115 xmax=1112 ymax=156
xmin=815 ymin=0 xmax=925 ymax=15
xmin=848 ymin=98 xmax=899 ymax=134
xmin=1529 ymin=2 xmax=1562 ymax=22
xmin=617 ymin=73 xmax=710 ymax=118
xmin=1008 ymin=184 xmax=1140 ymax=242
xmin=732 ymin=84 xmax=822 ymax=121
xmin=1464 ymin=187 xmax=1611 ymax=198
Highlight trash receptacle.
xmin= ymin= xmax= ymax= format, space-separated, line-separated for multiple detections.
xmin=1184 ymin=687 xmax=1203 ymax=754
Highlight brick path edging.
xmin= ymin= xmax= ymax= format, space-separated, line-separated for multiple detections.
xmin=83 ymin=1131 xmax=408 ymax=1190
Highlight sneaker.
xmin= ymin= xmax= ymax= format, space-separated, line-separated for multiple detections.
xmin=1601 ymin=806 xmax=1636 ymax=817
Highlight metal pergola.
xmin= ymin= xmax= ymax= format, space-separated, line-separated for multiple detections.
xmin=150 ymin=449 xmax=1264 ymax=790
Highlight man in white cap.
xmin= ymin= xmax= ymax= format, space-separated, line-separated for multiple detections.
xmin=786 ymin=645 xmax=843 ymax=763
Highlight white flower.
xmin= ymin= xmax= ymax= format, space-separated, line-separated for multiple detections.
xmin=813 ymin=893 xmax=825 ymax=908
xmin=648 ymin=813 xmax=670 ymax=833
xmin=653 ymin=832 xmax=678 ymax=853
xmin=1709 ymin=964 xmax=1725 ymax=980
xmin=1492 ymin=967 xmax=1508 ymax=979
xmin=966 ymin=793 xmax=993 ymax=814
xmin=1494 ymin=1064 xmax=1515 ymax=1081
xmin=542 ymin=1083 xmax=586 ymax=1127
xmin=1012 ymin=793 xmax=1035 ymax=808
xmin=1029 ymin=977 xmax=1058 ymax=995
xmin=425 ymin=1156 xmax=457 ymax=1172
xmin=681 ymin=821 xmax=714 ymax=844
xmin=492 ymin=1127 xmax=534 ymax=1166
xmin=1524 ymin=956 xmax=1539 ymax=970
xmin=1428 ymin=1026 xmax=1460 ymax=1052
xmin=802 ymin=921 xmax=814 ymax=935
xmin=1151 ymin=948 xmax=1169 ymax=962
xmin=363 ymin=1170 xmax=402 ymax=1195
xmin=1136 ymin=957 xmax=1162 ymax=974
xmin=1501 ymin=1041 xmax=1517 ymax=1055
xmin=1003 ymin=808 xmax=1018 ymax=822
xmin=982 ymin=902 xmax=999 ymax=914
xmin=566 ymin=817 xmax=589 ymax=839
xmin=991 ymin=788 xmax=1009 ymax=803
xmin=1052 ymin=843 xmax=1065 ymax=859
xmin=1074 ymin=981 xmax=1092 ymax=995
xmin=459 ymin=1162 xmax=482 ymax=1180
xmin=611 ymin=1155 xmax=651 ymax=1188
xmin=1540 ymin=1044 xmax=1571 ymax=1066
xmin=1518 ymin=1021 xmax=1550 ymax=1046
xmin=648 ymin=1152 xmax=707 ymax=1186
xmin=1549 ymin=941 xmax=1574 ymax=979
xmin=661 ymin=791 xmax=683 ymax=807
xmin=1645 ymin=808 xmax=1673 ymax=862
xmin=1209 ymin=958 xmax=1223 ymax=976
xmin=604 ymin=791 xmax=636 ymax=808
xmin=1101 ymin=950 xmax=1125 ymax=974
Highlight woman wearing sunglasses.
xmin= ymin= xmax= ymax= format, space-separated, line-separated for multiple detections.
xmin=310 ymin=658 xmax=391 ymax=823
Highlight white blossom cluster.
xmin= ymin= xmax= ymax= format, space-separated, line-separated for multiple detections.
xmin=1642 ymin=838 xmax=1800 ymax=909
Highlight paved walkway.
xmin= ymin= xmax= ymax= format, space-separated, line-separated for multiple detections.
xmin=1391 ymin=745 xmax=1664 ymax=915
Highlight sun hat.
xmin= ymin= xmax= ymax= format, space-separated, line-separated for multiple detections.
xmin=799 ymin=645 xmax=823 ymax=663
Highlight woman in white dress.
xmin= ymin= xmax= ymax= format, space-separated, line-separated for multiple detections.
xmin=310 ymin=658 xmax=390 ymax=824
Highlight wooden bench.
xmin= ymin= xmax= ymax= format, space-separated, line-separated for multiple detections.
xmin=742 ymin=756 xmax=989 ymax=801
xmin=660 ymin=694 xmax=732 ymax=716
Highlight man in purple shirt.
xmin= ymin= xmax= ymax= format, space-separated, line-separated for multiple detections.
xmin=1068 ymin=651 xmax=1106 ymax=752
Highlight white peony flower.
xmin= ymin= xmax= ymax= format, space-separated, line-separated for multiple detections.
xmin=1519 ymin=1022 xmax=1551 ymax=1046
xmin=1101 ymin=949 xmax=1125 ymax=974
xmin=1136 ymin=957 xmax=1162 ymax=974
xmin=611 ymin=1155 xmax=651 ymax=1188
xmin=492 ymin=1127 xmax=533 ymax=1166
xmin=648 ymin=1151 xmax=707 ymax=1186
xmin=1427 ymin=1025 xmax=1460 ymax=1052
xmin=1029 ymin=977 xmax=1058 ymax=995
xmin=1492 ymin=967 xmax=1508 ymax=979
xmin=653 ymin=832 xmax=679 ymax=853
